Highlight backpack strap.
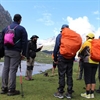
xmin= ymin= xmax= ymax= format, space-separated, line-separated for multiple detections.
xmin=8 ymin=25 xmax=20 ymax=45
xmin=8 ymin=25 xmax=18 ymax=30
xmin=13 ymin=25 xmax=18 ymax=29
xmin=8 ymin=25 xmax=10 ymax=30
xmin=15 ymin=39 xmax=21 ymax=44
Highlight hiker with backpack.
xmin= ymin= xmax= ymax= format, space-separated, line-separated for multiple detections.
xmin=79 ymin=33 xmax=99 ymax=99
xmin=53 ymin=24 xmax=82 ymax=99
xmin=0 ymin=14 xmax=28 ymax=96
xmin=25 ymin=35 xmax=43 ymax=80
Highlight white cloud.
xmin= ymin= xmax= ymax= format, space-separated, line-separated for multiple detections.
xmin=55 ymin=16 xmax=100 ymax=42
xmin=38 ymin=16 xmax=100 ymax=46
xmin=96 ymin=17 xmax=100 ymax=20
xmin=93 ymin=11 xmax=100 ymax=20
xmin=66 ymin=16 xmax=96 ymax=41
xmin=37 ymin=13 xmax=54 ymax=26
xmin=33 ymin=5 xmax=45 ymax=9
xmin=93 ymin=11 xmax=99 ymax=15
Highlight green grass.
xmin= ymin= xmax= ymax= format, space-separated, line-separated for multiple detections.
xmin=0 ymin=62 xmax=100 ymax=100
xmin=35 ymin=51 xmax=52 ymax=63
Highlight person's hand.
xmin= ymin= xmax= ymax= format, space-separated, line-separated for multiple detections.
xmin=54 ymin=61 xmax=58 ymax=64
xmin=40 ymin=45 xmax=43 ymax=49
xmin=39 ymin=45 xmax=43 ymax=50
xmin=21 ymin=55 xmax=25 ymax=60
xmin=78 ymin=57 xmax=81 ymax=62
xmin=27 ymin=58 xmax=30 ymax=62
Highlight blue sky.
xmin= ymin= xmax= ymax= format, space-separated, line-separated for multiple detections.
xmin=0 ymin=0 xmax=100 ymax=40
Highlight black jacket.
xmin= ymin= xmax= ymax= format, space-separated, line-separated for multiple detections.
xmin=26 ymin=40 xmax=41 ymax=59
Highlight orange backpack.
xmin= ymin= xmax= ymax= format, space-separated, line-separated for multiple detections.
xmin=90 ymin=39 xmax=100 ymax=62
xmin=60 ymin=28 xmax=82 ymax=59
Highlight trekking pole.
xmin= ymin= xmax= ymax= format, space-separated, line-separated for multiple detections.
xmin=19 ymin=63 xmax=24 ymax=97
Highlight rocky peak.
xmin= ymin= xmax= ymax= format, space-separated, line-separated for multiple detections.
xmin=0 ymin=4 xmax=12 ymax=31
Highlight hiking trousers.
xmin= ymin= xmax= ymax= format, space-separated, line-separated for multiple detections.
xmin=25 ymin=57 xmax=34 ymax=78
xmin=57 ymin=58 xmax=74 ymax=94
xmin=1 ymin=50 xmax=21 ymax=91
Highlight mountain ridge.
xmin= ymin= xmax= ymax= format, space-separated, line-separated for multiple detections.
xmin=0 ymin=4 xmax=12 ymax=31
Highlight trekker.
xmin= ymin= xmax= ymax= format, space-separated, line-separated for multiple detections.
xmin=76 ymin=52 xmax=84 ymax=80
xmin=53 ymin=25 xmax=75 ymax=99
xmin=79 ymin=33 xmax=99 ymax=99
xmin=25 ymin=35 xmax=43 ymax=80
xmin=51 ymin=52 xmax=57 ymax=76
xmin=0 ymin=14 xmax=28 ymax=96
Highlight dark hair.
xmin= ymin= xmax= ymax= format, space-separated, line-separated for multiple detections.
xmin=13 ymin=14 xmax=22 ymax=22
xmin=30 ymin=35 xmax=39 ymax=40
xmin=86 ymin=36 xmax=94 ymax=39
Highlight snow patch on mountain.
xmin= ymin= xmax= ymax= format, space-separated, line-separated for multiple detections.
xmin=37 ymin=36 xmax=56 ymax=46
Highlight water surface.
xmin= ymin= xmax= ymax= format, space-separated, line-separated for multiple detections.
xmin=0 ymin=61 xmax=52 ymax=76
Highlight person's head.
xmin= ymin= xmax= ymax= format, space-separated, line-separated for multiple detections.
xmin=61 ymin=24 xmax=69 ymax=29
xmin=86 ymin=33 xmax=95 ymax=40
xmin=99 ymin=36 xmax=100 ymax=39
xmin=13 ymin=14 xmax=22 ymax=24
xmin=30 ymin=35 xmax=39 ymax=43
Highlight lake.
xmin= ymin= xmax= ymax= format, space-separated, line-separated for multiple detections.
xmin=0 ymin=61 xmax=52 ymax=77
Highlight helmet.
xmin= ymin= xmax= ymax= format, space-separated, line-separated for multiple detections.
xmin=86 ymin=33 xmax=95 ymax=38
xmin=61 ymin=24 xmax=69 ymax=29
xmin=30 ymin=35 xmax=39 ymax=39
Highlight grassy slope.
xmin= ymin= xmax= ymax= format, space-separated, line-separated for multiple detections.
xmin=35 ymin=51 xmax=53 ymax=63
xmin=0 ymin=52 xmax=100 ymax=100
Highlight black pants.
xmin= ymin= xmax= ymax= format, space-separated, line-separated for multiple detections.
xmin=57 ymin=58 xmax=74 ymax=94
xmin=83 ymin=63 xmax=98 ymax=85
xmin=78 ymin=60 xmax=84 ymax=79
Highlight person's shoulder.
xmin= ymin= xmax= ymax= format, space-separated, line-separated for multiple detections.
xmin=56 ymin=33 xmax=61 ymax=39
xmin=82 ymin=40 xmax=89 ymax=45
xmin=58 ymin=33 xmax=61 ymax=36
xmin=82 ymin=40 xmax=91 ymax=49
xmin=28 ymin=40 xmax=32 ymax=44
xmin=84 ymin=40 xmax=91 ymax=45
xmin=18 ymin=25 xmax=25 ymax=29
xmin=17 ymin=25 xmax=27 ymax=33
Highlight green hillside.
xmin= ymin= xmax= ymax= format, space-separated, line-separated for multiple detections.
xmin=35 ymin=51 xmax=52 ymax=64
